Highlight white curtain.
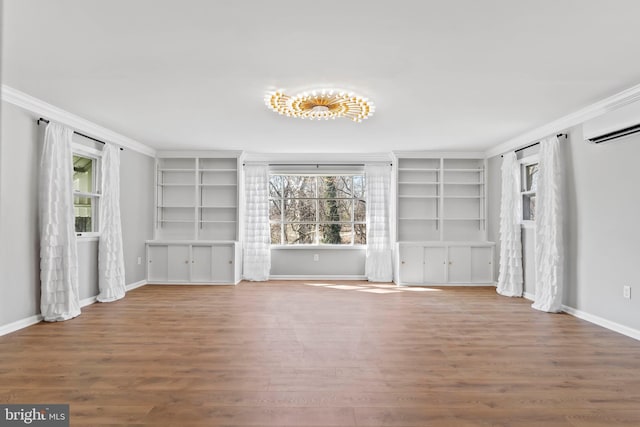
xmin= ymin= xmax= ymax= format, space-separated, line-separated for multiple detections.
xmin=496 ymin=152 xmax=523 ymax=297
xmin=39 ymin=123 xmax=81 ymax=321
xmin=97 ymin=143 xmax=126 ymax=302
xmin=532 ymin=135 xmax=564 ymax=312
xmin=365 ymin=164 xmax=393 ymax=282
xmin=243 ymin=164 xmax=270 ymax=281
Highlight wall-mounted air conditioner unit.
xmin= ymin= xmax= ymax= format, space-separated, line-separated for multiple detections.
xmin=583 ymin=100 xmax=640 ymax=144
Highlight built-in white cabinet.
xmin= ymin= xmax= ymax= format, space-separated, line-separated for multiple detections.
xmin=396 ymin=242 xmax=495 ymax=285
xmin=394 ymin=153 xmax=494 ymax=286
xmin=424 ymin=247 xmax=447 ymax=283
xmin=149 ymin=151 xmax=242 ymax=285
xmin=146 ymin=241 xmax=241 ymax=284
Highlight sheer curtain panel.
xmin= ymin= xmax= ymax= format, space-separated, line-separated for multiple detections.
xmin=243 ymin=164 xmax=270 ymax=281
xmin=496 ymin=152 xmax=523 ymax=297
xmin=365 ymin=164 xmax=393 ymax=282
xmin=39 ymin=122 xmax=81 ymax=321
xmin=532 ymin=135 xmax=564 ymax=312
xmin=98 ymin=143 xmax=126 ymax=302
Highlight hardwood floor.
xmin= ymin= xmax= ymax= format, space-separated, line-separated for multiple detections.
xmin=1 ymin=281 xmax=640 ymax=426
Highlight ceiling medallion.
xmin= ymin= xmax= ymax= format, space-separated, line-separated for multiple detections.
xmin=265 ymin=89 xmax=375 ymax=122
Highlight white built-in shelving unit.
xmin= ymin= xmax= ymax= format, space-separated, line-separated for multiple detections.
xmin=394 ymin=153 xmax=494 ymax=285
xmin=147 ymin=152 xmax=242 ymax=284
xmin=155 ymin=156 xmax=239 ymax=241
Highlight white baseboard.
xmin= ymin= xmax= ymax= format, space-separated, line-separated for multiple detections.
xmin=0 ymin=279 xmax=148 ymax=336
xmin=522 ymin=292 xmax=638 ymax=341
xmin=80 ymin=296 xmax=97 ymax=307
xmin=0 ymin=314 xmax=44 ymax=337
xmin=268 ymin=275 xmax=368 ymax=281
xmin=147 ymin=282 xmax=236 ymax=286
xmin=126 ymin=279 xmax=147 ymax=291
xmin=81 ymin=279 xmax=147 ymax=307
xmin=561 ymin=304 xmax=640 ymax=342
xmin=397 ymin=283 xmax=495 ymax=287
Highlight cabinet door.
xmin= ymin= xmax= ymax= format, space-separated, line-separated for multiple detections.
xmin=448 ymin=246 xmax=471 ymax=283
xmin=212 ymin=245 xmax=234 ymax=283
xmin=471 ymin=246 xmax=494 ymax=283
xmin=147 ymin=245 xmax=168 ymax=282
xmin=423 ymin=247 xmax=446 ymax=283
xmin=399 ymin=246 xmax=424 ymax=284
xmin=167 ymin=245 xmax=190 ymax=282
xmin=191 ymin=245 xmax=213 ymax=282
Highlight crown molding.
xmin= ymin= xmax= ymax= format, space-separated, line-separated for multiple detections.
xmin=485 ymin=82 xmax=640 ymax=158
xmin=157 ymin=149 xmax=243 ymax=158
xmin=393 ymin=150 xmax=486 ymax=159
xmin=243 ymin=152 xmax=393 ymax=163
xmin=1 ymin=85 xmax=156 ymax=157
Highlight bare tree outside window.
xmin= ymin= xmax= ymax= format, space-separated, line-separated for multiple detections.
xmin=269 ymin=174 xmax=366 ymax=245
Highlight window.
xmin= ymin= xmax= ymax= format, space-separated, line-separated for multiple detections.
xmin=520 ymin=157 xmax=539 ymax=223
xmin=73 ymin=154 xmax=100 ymax=235
xmin=269 ymin=175 xmax=366 ymax=245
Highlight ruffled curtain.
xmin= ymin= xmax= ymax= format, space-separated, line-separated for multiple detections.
xmin=243 ymin=164 xmax=270 ymax=281
xmin=496 ymin=152 xmax=523 ymax=297
xmin=532 ymin=135 xmax=564 ymax=312
xmin=39 ymin=122 xmax=81 ymax=321
xmin=365 ymin=164 xmax=393 ymax=282
xmin=98 ymin=143 xmax=126 ymax=302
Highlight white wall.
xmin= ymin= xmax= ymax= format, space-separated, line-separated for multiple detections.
xmin=0 ymin=101 xmax=155 ymax=328
xmin=271 ymin=248 xmax=365 ymax=278
xmin=0 ymin=102 xmax=42 ymax=325
xmin=563 ymin=127 xmax=639 ymax=330
xmin=488 ymin=127 xmax=640 ymax=333
xmin=120 ymin=146 xmax=155 ymax=283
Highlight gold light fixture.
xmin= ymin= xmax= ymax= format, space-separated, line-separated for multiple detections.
xmin=265 ymin=89 xmax=375 ymax=122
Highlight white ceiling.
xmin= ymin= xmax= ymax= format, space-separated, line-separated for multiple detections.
xmin=3 ymin=0 xmax=640 ymax=153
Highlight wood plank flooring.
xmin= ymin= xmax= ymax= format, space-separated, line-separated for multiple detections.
xmin=1 ymin=281 xmax=640 ymax=426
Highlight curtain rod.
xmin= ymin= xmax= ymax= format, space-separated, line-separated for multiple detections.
xmin=37 ymin=118 xmax=124 ymax=151
xmin=243 ymin=163 xmax=392 ymax=167
xmin=501 ymin=133 xmax=567 ymax=158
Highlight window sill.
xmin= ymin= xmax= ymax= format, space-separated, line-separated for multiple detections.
xmin=270 ymin=245 xmax=366 ymax=250
xmin=76 ymin=234 xmax=100 ymax=242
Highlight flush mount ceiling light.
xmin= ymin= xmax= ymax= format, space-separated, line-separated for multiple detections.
xmin=265 ymin=89 xmax=375 ymax=122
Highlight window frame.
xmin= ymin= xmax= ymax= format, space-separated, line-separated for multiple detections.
xmin=518 ymin=154 xmax=539 ymax=228
xmin=268 ymin=174 xmax=366 ymax=247
xmin=72 ymin=144 xmax=102 ymax=238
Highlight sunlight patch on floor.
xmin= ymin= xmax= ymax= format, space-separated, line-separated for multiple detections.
xmin=302 ymin=282 xmax=442 ymax=294
xmin=356 ymin=288 xmax=403 ymax=294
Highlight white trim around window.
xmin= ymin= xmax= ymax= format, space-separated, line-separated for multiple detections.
xmin=518 ymin=154 xmax=539 ymax=228
xmin=72 ymin=144 xmax=102 ymax=238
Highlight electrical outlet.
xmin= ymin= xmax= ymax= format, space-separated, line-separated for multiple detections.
xmin=313 ymin=254 xmax=319 ymax=262
xmin=623 ymin=286 xmax=631 ymax=299
xmin=137 ymin=256 xmax=142 ymax=265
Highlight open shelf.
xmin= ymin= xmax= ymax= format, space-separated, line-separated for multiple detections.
xmin=397 ymin=156 xmax=486 ymax=243
xmin=156 ymin=155 xmax=239 ymax=241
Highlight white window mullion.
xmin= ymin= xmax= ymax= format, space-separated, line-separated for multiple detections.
xmin=350 ymin=176 xmax=355 ymax=245
xmin=315 ymin=176 xmax=319 ymax=244
xmin=280 ymin=197 xmax=284 ymax=244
